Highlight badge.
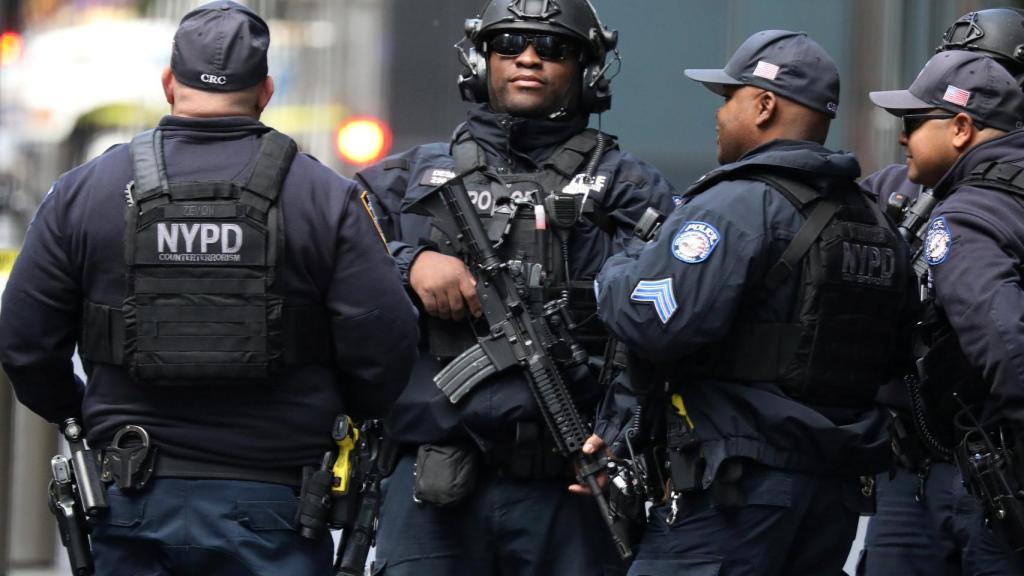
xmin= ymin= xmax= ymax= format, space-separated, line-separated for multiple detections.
xmin=671 ymin=221 xmax=720 ymax=264
xmin=924 ymin=217 xmax=952 ymax=266
xmin=360 ymin=191 xmax=387 ymax=247
xmin=630 ymin=278 xmax=678 ymax=325
xmin=419 ymin=169 xmax=456 ymax=187
xmin=562 ymin=173 xmax=607 ymax=196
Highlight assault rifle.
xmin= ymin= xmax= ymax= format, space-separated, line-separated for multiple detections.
xmin=409 ymin=171 xmax=634 ymax=560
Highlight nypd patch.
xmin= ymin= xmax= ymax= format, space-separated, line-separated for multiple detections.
xmin=671 ymin=221 xmax=720 ymax=264
xmin=630 ymin=278 xmax=678 ymax=325
xmin=420 ymin=169 xmax=456 ymax=187
xmin=924 ymin=217 xmax=952 ymax=266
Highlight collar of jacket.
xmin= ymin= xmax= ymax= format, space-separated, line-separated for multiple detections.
xmin=934 ymin=129 xmax=1024 ymax=197
xmin=464 ymin=104 xmax=590 ymax=168
xmin=157 ymin=115 xmax=272 ymax=140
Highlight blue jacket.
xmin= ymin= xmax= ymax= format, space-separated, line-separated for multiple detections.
xmin=357 ymin=104 xmax=676 ymax=447
xmin=0 ymin=115 xmax=419 ymax=469
xmin=924 ymin=130 xmax=1024 ymax=426
xmin=597 ymin=139 xmax=891 ymax=481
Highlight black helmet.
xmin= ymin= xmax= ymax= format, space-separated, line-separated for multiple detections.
xmin=938 ymin=8 xmax=1024 ymax=78
xmin=457 ymin=0 xmax=619 ymax=113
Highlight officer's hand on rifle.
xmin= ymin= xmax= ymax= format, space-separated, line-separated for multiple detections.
xmin=409 ymin=250 xmax=482 ymax=321
xmin=568 ymin=434 xmax=610 ymax=496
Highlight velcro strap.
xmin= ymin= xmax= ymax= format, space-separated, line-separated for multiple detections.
xmin=243 ymin=131 xmax=298 ymax=206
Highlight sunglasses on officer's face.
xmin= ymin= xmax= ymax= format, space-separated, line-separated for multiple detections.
xmin=487 ymin=32 xmax=576 ymax=61
xmin=901 ymin=112 xmax=957 ymax=136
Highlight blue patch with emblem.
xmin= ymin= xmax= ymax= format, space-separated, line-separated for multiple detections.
xmin=671 ymin=221 xmax=720 ymax=264
xmin=630 ymin=278 xmax=678 ymax=325
xmin=924 ymin=217 xmax=952 ymax=266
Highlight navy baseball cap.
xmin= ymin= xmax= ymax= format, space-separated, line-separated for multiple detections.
xmin=170 ymin=1 xmax=270 ymax=92
xmin=870 ymin=50 xmax=1024 ymax=132
xmin=685 ymin=30 xmax=840 ymax=118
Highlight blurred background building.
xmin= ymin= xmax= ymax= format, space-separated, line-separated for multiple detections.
xmin=0 ymin=1 xmax=1020 ymax=574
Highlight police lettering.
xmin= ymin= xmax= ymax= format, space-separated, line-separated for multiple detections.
xmin=200 ymin=74 xmax=227 ymax=85
xmin=841 ymin=241 xmax=895 ymax=286
xmin=157 ymin=222 xmax=243 ymax=255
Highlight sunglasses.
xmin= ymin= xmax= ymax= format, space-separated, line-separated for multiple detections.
xmin=487 ymin=32 xmax=576 ymax=61
xmin=901 ymin=113 xmax=956 ymax=136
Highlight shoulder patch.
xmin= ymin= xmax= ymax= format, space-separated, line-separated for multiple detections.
xmin=671 ymin=221 xmax=720 ymax=264
xmin=419 ymin=169 xmax=456 ymax=187
xmin=562 ymin=173 xmax=608 ymax=196
xmin=630 ymin=278 xmax=678 ymax=325
xmin=924 ymin=217 xmax=952 ymax=266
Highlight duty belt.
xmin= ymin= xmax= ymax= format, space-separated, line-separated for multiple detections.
xmin=101 ymin=425 xmax=305 ymax=490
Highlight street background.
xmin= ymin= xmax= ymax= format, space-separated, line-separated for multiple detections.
xmin=0 ymin=0 xmax=1019 ymax=574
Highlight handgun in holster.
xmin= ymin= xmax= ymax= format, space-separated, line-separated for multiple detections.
xmin=956 ymin=430 xmax=1024 ymax=551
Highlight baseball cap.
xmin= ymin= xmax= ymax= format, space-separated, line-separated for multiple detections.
xmin=685 ymin=30 xmax=840 ymax=118
xmin=869 ymin=50 xmax=1024 ymax=132
xmin=171 ymin=1 xmax=270 ymax=93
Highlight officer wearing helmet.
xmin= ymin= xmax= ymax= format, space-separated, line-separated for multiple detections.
xmin=858 ymin=8 xmax=1024 ymax=575
xmin=357 ymin=0 xmax=675 ymax=573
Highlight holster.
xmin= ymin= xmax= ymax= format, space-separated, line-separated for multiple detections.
xmin=665 ymin=404 xmax=703 ymax=494
xmin=413 ymin=442 xmax=479 ymax=507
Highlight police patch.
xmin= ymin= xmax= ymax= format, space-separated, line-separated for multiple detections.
xmin=671 ymin=221 xmax=720 ymax=264
xmin=420 ymin=169 xmax=456 ymax=187
xmin=630 ymin=278 xmax=678 ymax=325
xmin=924 ymin=217 xmax=952 ymax=266
xmin=562 ymin=173 xmax=608 ymax=196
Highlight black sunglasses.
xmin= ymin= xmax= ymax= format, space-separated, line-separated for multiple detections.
xmin=901 ymin=113 xmax=956 ymax=136
xmin=487 ymin=32 xmax=576 ymax=61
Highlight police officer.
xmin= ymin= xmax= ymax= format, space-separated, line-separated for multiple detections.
xmin=868 ymin=49 xmax=1024 ymax=574
xmin=357 ymin=0 xmax=675 ymax=573
xmin=858 ymin=9 xmax=1024 ymax=576
xmin=594 ymin=30 xmax=912 ymax=575
xmin=0 ymin=2 xmax=418 ymax=574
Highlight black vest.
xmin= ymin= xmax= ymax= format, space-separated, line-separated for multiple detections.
xmin=683 ymin=166 xmax=912 ymax=408
xmin=80 ymin=129 xmax=331 ymax=385
xmin=424 ymin=127 xmax=617 ymax=359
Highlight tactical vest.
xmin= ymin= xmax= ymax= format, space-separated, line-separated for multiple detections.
xmin=80 ymin=129 xmax=331 ymax=385
xmin=424 ymin=127 xmax=617 ymax=359
xmin=682 ymin=166 xmax=911 ymax=408
xmin=913 ymin=160 xmax=1024 ymax=443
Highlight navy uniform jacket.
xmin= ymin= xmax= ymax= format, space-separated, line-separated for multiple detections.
xmin=0 ymin=115 xmax=419 ymax=469
xmin=923 ymin=130 xmax=1024 ymax=426
xmin=357 ymin=104 xmax=676 ymax=447
xmin=596 ymin=139 xmax=891 ymax=482
xmin=862 ymin=164 xmax=922 ymax=212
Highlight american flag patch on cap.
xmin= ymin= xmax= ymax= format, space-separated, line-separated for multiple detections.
xmin=943 ymin=84 xmax=971 ymax=106
xmin=752 ymin=60 xmax=780 ymax=80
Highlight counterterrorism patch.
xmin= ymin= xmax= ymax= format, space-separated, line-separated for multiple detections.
xmin=671 ymin=221 xmax=720 ymax=264
xmin=630 ymin=278 xmax=678 ymax=325
xmin=924 ymin=217 xmax=952 ymax=266
xmin=420 ymin=169 xmax=456 ymax=187
xmin=360 ymin=190 xmax=388 ymax=248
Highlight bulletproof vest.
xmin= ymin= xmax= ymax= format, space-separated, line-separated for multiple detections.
xmin=913 ymin=160 xmax=1024 ymax=438
xmin=424 ymin=127 xmax=617 ymax=359
xmin=80 ymin=129 xmax=331 ymax=385
xmin=683 ymin=167 xmax=912 ymax=408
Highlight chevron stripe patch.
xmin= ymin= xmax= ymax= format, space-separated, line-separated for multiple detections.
xmin=630 ymin=278 xmax=678 ymax=325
